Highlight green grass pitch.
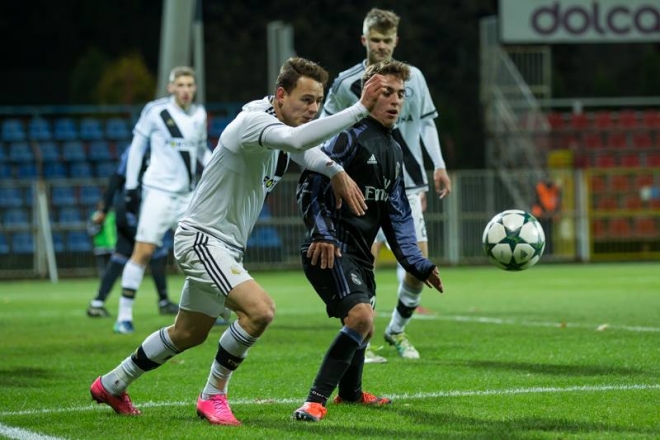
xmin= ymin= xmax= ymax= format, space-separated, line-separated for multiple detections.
xmin=0 ymin=262 xmax=659 ymax=439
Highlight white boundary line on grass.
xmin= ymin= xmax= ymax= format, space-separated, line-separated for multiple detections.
xmin=381 ymin=313 xmax=660 ymax=333
xmin=0 ymin=422 xmax=64 ymax=440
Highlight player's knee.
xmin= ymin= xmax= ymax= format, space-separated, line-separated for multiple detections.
xmin=346 ymin=303 xmax=373 ymax=335
xmin=249 ymin=299 xmax=275 ymax=330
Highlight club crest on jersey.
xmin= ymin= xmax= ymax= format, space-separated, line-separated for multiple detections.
xmin=166 ymin=118 xmax=175 ymax=126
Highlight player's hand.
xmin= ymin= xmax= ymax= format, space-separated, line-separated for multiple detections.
xmin=307 ymin=241 xmax=342 ymax=269
xmin=330 ymin=171 xmax=367 ymax=216
xmin=434 ymin=168 xmax=452 ymax=200
xmin=124 ymin=189 xmax=141 ymax=215
xmin=91 ymin=210 xmax=106 ymax=225
xmin=359 ymin=74 xmax=388 ymax=112
xmin=424 ymin=267 xmax=444 ymax=293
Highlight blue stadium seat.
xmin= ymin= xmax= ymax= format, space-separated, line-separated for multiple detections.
xmin=105 ymin=117 xmax=131 ymax=140
xmin=62 ymin=141 xmax=86 ymax=162
xmin=0 ymin=143 xmax=6 ymax=161
xmin=16 ymin=163 xmax=37 ymax=179
xmin=95 ymin=161 xmax=117 ymax=178
xmin=79 ymin=117 xmax=103 ymax=141
xmin=66 ymin=231 xmax=92 ymax=252
xmin=79 ymin=185 xmax=101 ymax=206
xmin=51 ymin=231 xmax=65 ymax=253
xmin=53 ymin=117 xmax=78 ymax=141
xmin=12 ymin=232 xmax=34 ymax=254
xmin=38 ymin=141 xmax=60 ymax=161
xmin=28 ymin=118 xmax=53 ymax=141
xmin=3 ymin=208 xmax=29 ymax=226
xmin=51 ymin=186 xmax=77 ymax=206
xmin=43 ymin=161 xmax=67 ymax=179
xmin=57 ymin=207 xmax=82 ymax=224
xmin=0 ymin=232 xmax=9 ymax=254
xmin=0 ymin=187 xmax=24 ymax=208
xmin=1 ymin=119 xmax=26 ymax=142
xmin=0 ymin=163 xmax=12 ymax=178
xmin=88 ymin=140 xmax=113 ymax=162
xmin=69 ymin=161 xmax=93 ymax=178
xmin=23 ymin=186 xmax=33 ymax=207
xmin=8 ymin=142 xmax=34 ymax=162
xmin=209 ymin=116 xmax=232 ymax=138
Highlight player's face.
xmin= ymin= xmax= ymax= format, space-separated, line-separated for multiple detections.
xmin=168 ymin=74 xmax=197 ymax=110
xmin=276 ymin=76 xmax=324 ymax=127
xmin=362 ymin=29 xmax=398 ymax=65
xmin=370 ymin=74 xmax=405 ymax=128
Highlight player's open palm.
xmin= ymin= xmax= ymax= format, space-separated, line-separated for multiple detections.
xmin=330 ymin=171 xmax=367 ymax=216
xmin=424 ymin=267 xmax=444 ymax=293
xmin=307 ymin=241 xmax=342 ymax=269
xmin=359 ymin=74 xmax=388 ymax=112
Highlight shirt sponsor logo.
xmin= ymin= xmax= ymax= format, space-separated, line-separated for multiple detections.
xmin=364 ymin=178 xmax=392 ymax=202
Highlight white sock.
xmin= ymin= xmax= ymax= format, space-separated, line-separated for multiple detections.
xmin=117 ymin=261 xmax=145 ymax=322
xmin=118 ymin=296 xmax=135 ymax=322
xmin=387 ymin=281 xmax=423 ymax=334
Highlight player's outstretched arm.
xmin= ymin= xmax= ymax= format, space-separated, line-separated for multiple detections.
xmin=424 ymin=267 xmax=444 ymax=293
xmin=330 ymin=171 xmax=367 ymax=216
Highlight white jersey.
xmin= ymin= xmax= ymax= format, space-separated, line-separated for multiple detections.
xmin=127 ymin=96 xmax=208 ymax=194
xmin=179 ymin=96 xmax=368 ymax=252
xmin=322 ymin=60 xmax=441 ymax=193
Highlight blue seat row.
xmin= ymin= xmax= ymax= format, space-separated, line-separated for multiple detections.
xmin=0 ymin=160 xmax=117 ymax=179
xmin=0 ymin=140 xmax=118 ymax=163
xmin=0 ymin=184 xmax=101 ymax=210
xmin=0 ymin=231 xmax=92 ymax=254
xmin=1 ymin=117 xmax=132 ymax=142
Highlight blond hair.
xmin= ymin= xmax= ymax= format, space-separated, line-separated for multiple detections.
xmin=362 ymin=8 xmax=400 ymax=36
xmin=168 ymin=66 xmax=196 ymax=83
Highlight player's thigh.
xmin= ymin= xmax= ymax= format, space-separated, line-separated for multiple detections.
xmin=407 ymin=191 xmax=428 ymax=243
xmin=136 ymin=188 xmax=181 ymax=245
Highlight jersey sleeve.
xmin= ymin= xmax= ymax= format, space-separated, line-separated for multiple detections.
xmin=297 ymin=172 xmax=338 ymax=246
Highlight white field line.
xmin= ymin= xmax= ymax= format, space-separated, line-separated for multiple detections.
xmin=0 ymin=422 xmax=64 ymax=440
xmin=1 ymin=383 xmax=658 ymax=419
xmin=377 ymin=313 xmax=660 ymax=333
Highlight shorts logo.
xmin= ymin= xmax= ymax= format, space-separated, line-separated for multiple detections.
xmin=230 ymin=265 xmax=243 ymax=275
xmin=351 ymin=272 xmax=362 ymax=286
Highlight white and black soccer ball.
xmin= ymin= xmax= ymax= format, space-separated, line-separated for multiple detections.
xmin=482 ymin=209 xmax=546 ymax=271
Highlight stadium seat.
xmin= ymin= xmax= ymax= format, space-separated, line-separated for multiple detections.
xmin=635 ymin=174 xmax=654 ymax=187
xmin=604 ymin=132 xmax=626 ymax=149
xmin=623 ymin=194 xmax=643 ymax=210
xmin=593 ymin=153 xmax=616 ymax=168
xmin=0 ymin=163 xmax=11 ymax=179
xmin=28 ymin=118 xmax=53 ymax=141
xmin=3 ymin=208 xmax=29 ymax=226
xmin=609 ymin=175 xmax=630 ymax=192
xmin=632 ymin=132 xmax=652 ymax=149
xmin=53 ymin=117 xmax=78 ymax=141
xmin=23 ymin=186 xmax=33 ymax=207
xmin=87 ymin=140 xmax=113 ymax=162
xmin=62 ymin=141 xmax=86 ymax=162
xmin=105 ymin=117 xmax=131 ymax=140
xmin=596 ymin=195 xmax=618 ymax=211
xmin=570 ymin=112 xmax=589 ymax=131
xmin=1 ymin=119 xmax=26 ymax=142
xmin=51 ymin=186 xmax=77 ymax=206
xmin=583 ymin=133 xmax=604 ymax=150
xmin=546 ymin=112 xmax=565 ymax=130
xmin=79 ymin=117 xmax=104 ymax=141
xmin=0 ymin=143 xmax=6 ymax=161
xmin=11 ymin=232 xmax=34 ymax=254
xmin=69 ymin=161 xmax=94 ymax=178
xmin=95 ymin=161 xmax=117 ymax=178
xmin=209 ymin=116 xmax=232 ymax=138
xmin=0 ymin=187 xmax=24 ymax=208
xmin=618 ymin=110 xmax=638 ymax=129
xmin=51 ymin=231 xmax=65 ymax=253
xmin=646 ymin=153 xmax=660 ymax=167
xmin=589 ymin=175 xmax=606 ymax=193
xmin=79 ymin=185 xmax=101 ymax=206
xmin=66 ymin=231 xmax=92 ymax=252
xmin=16 ymin=163 xmax=37 ymax=179
xmin=634 ymin=217 xmax=657 ymax=238
xmin=57 ymin=207 xmax=82 ymax=224
xmin=608 ymin=218 xmax=631 ymax=238
xmin=642 ymin=109 xmax=660 ymax=129
xmin=0 ymin=232 xmax=9 ymax=254
xmin=591 ymin=219 xmax=607 ymax=239
xmin=593 ymin=111 xmax=613 ymax=130
xmin=43 ymin=162 xmax=67 ymax=179
xmin=620 ymin=153 xmax=641 ymax=168
xmin=8 ymin=142 xmax=35 ymax=162
xmin=38 ymin=141 xmax=60 ymax=161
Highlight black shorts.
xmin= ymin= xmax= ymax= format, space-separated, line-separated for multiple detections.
xmin=302 ymin=251 xmax=376 ymax=320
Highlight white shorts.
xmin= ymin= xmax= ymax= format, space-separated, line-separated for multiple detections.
xmin=173 ymin=225 xmax=253 ymax=318
xmin=136 ymin=187 xmax=192 ymax=246
xmin=375 ymin=190 xmax=427 ymax=246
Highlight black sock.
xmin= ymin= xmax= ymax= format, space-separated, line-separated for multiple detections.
xmin=306 ymin=328 xmax=362 ymax=405
xmin=337 ymin=345 xmax=366 ymax=401
xmin=149 ymin=256 xmax=168 ymax=302
xmin=95 ymin=257 xmax=127 ymax=302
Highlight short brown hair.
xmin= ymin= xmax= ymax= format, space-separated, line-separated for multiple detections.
xmin=363 ymin=8 xmax=400 ymax=35
xmin=168 ymin=66 xmax=196 ymax=83
xmin=275 ymin=57 xmax=329 ymax=93
xmin=362 ymin=60 xmax=410 ymax=86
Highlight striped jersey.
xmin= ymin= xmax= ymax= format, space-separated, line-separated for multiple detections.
xmin=128 ymin=96 xmax=208 ymax=194
xmin=321 ymin=60 xmax=439 ymax=192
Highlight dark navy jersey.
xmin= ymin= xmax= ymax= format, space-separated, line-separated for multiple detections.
xmin=298 ymin=117 xmax=435 ymax=282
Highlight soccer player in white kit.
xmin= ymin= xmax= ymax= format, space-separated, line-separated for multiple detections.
xmin=113 ymin=66 xmax=211 ymax=334
xmin=89 ymin=57 xmax=387 ymax=426
xmin=320 ymin=8 xmax=452 ymax=361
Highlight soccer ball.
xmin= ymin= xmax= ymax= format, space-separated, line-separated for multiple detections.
xmin=482 ymin=209 xmax=546 ymax=271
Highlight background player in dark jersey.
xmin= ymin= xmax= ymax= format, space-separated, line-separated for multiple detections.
xmin=293 ymin=60 xmax=444 ymax=423
xmin=86 ymin=146 xmax=175 ymax=318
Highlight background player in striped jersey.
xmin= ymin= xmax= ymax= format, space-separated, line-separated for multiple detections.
xmin=293 ymin=60 xmax=444 ymax=423
xmin=320 ymin=8 xmax=452 ymax=361
xmin=89 ymin=57 xmax=387 ymax=426
xmin=113 ymin=66 xmax=211 ymax=334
